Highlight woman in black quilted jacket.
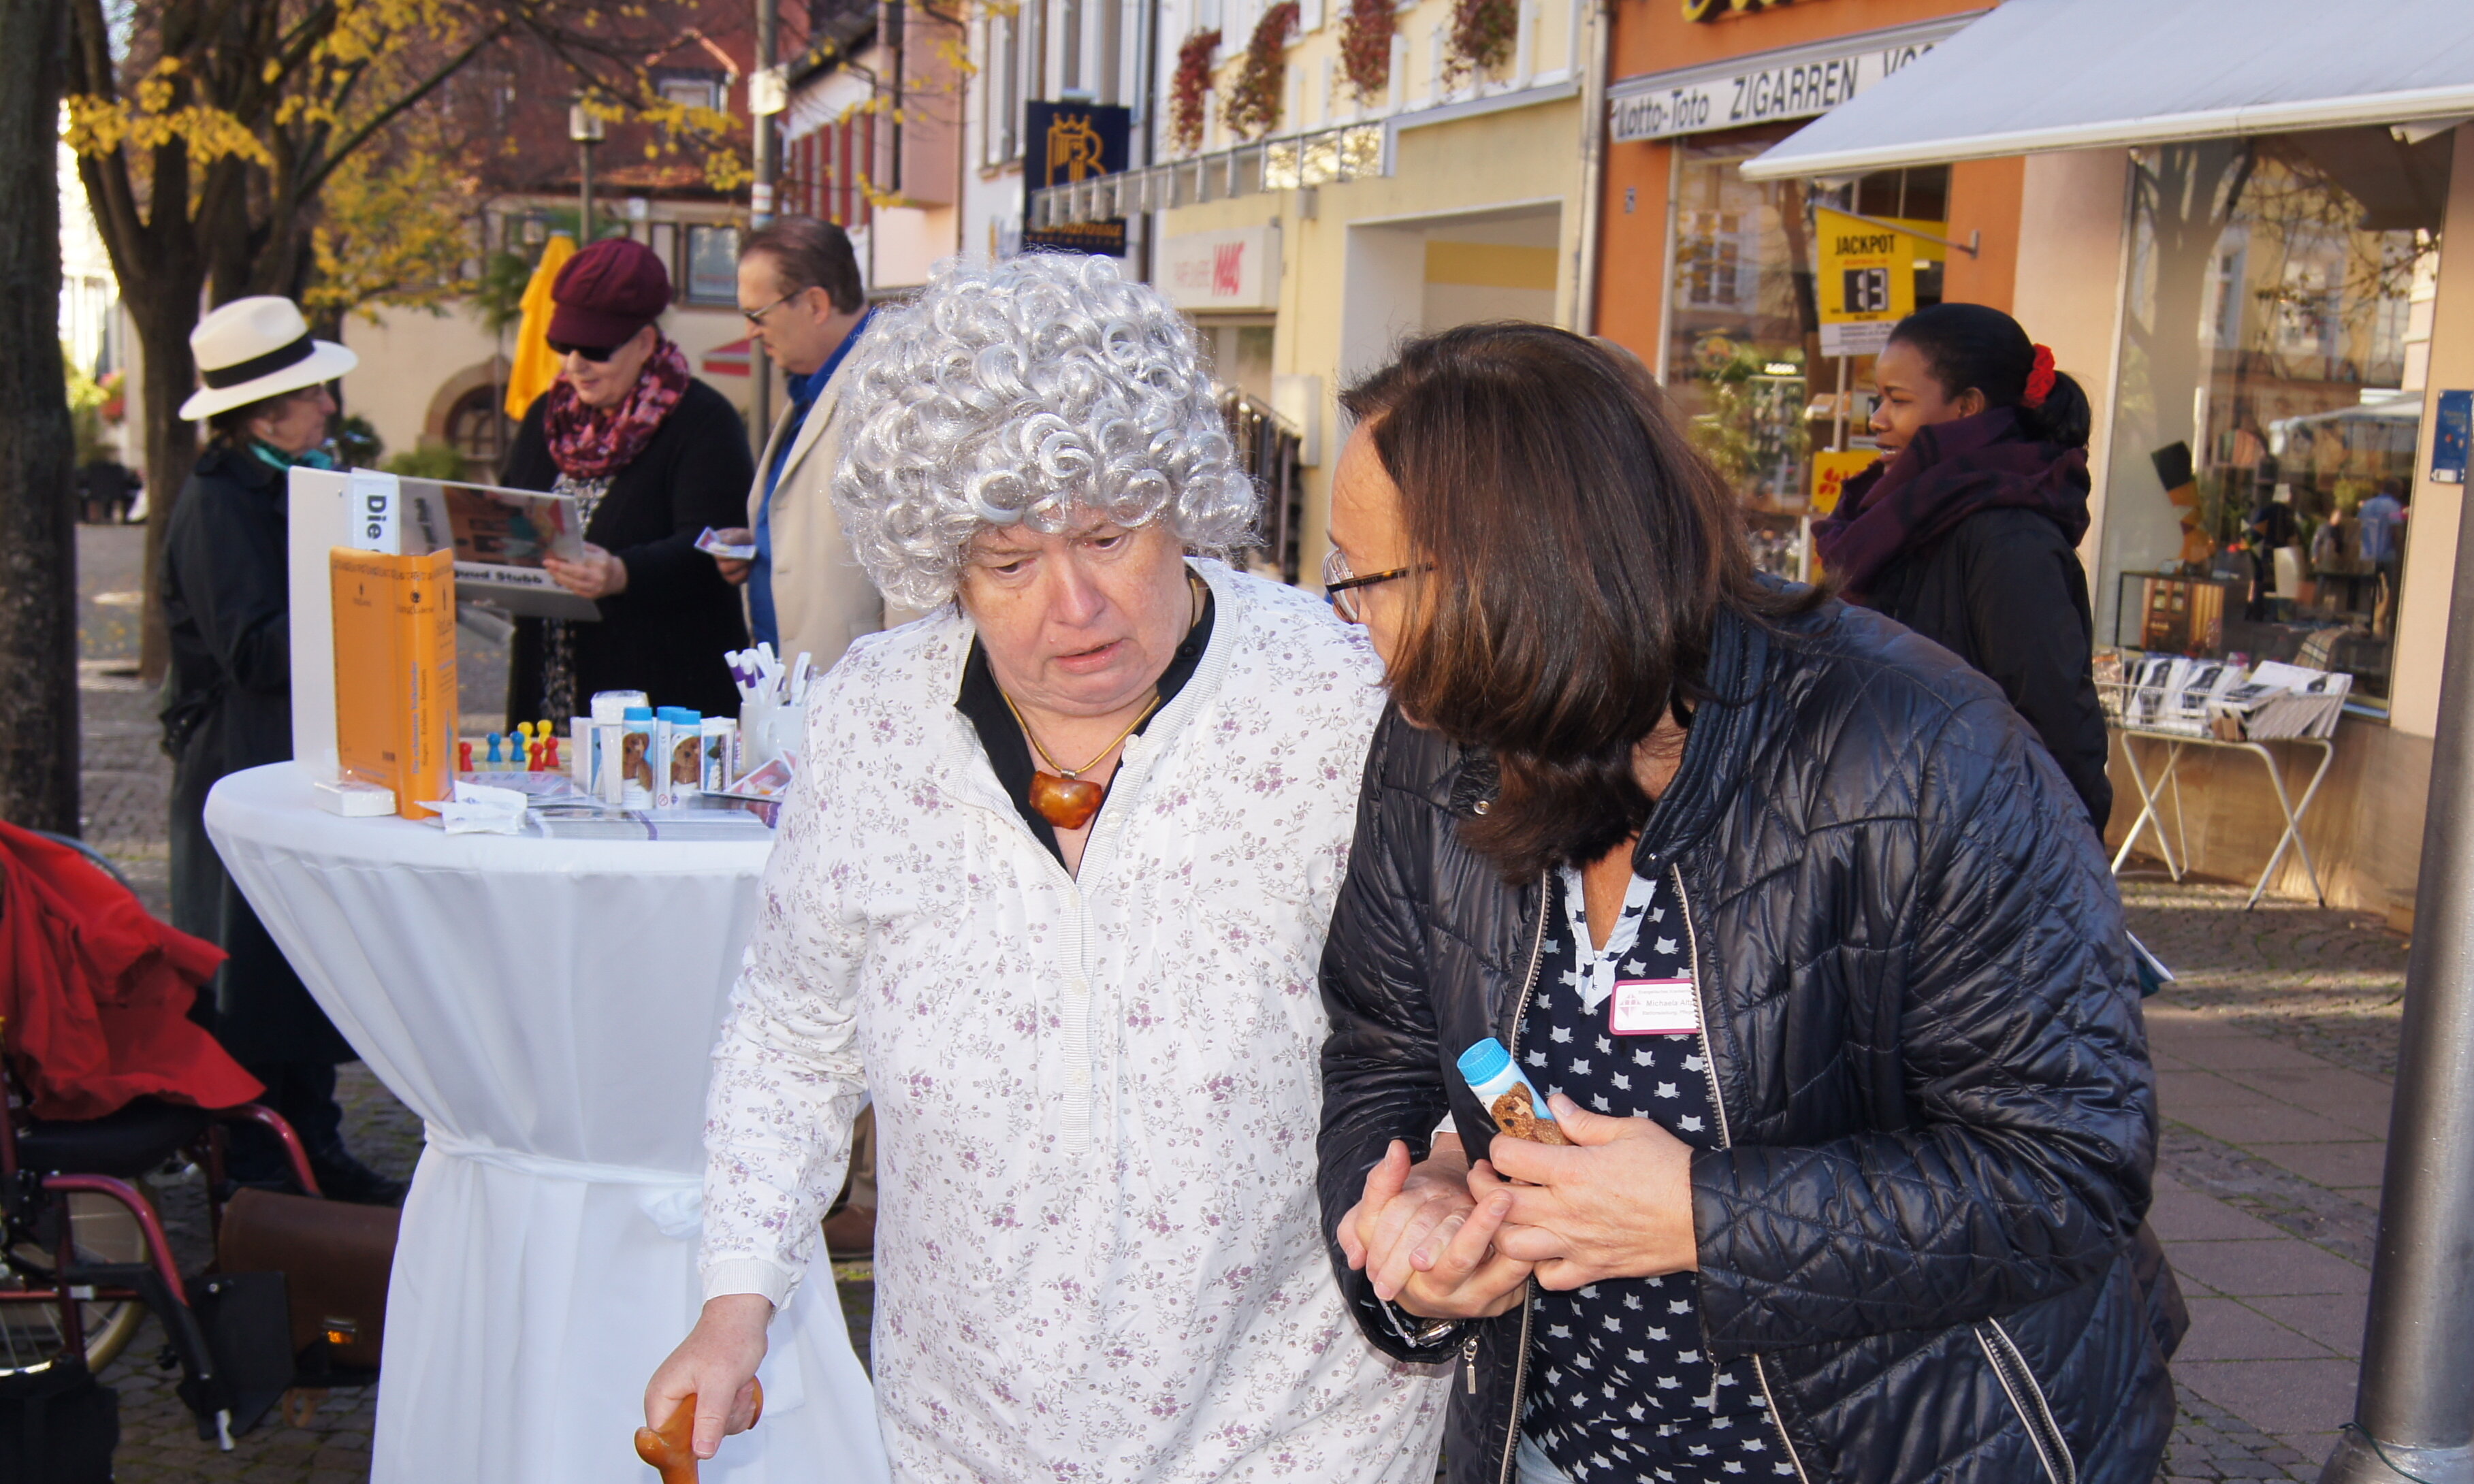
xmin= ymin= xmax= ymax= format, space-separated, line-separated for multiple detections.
xmin=1815 ymin=303 xmax=2112 ymax=831
xmin=1314 ymin=323 xmax=2181 ymax=1484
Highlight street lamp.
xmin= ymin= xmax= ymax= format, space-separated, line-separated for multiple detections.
xmin=568 ymin=99 xmax=605 ymax=242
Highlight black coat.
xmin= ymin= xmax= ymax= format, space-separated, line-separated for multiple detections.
xmin=1861 ymin=507 xmax=2114 ymax=832
xmin=1317 ymin=598 xmax=2183 ymax=1484
xmin=160 ymin=444 xmax=353 ymax=1067
xmin=499 ymin=378 xmax=753 ymax=722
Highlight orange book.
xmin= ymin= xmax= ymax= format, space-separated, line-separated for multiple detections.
xmin=331 ymin=547 xmax=457 ymax=819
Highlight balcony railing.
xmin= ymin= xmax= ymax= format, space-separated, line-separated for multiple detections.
xmin=1027 ymin=122 xmax=1388 ymax=229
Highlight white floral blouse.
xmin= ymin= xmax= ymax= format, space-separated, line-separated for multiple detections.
xmin=700 ymin=561 xmax=1449 ymax=1482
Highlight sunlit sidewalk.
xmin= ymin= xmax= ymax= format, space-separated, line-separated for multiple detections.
xmin=2128 ymin=878 xmax=2407 ymax=1483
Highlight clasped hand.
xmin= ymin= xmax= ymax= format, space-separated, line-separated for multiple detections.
xmin=1336 ymin=1096 xmax=1699 ymax=1318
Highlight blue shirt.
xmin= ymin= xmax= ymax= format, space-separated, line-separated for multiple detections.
xmin=750 ymin=310 xmax=871 ymax=650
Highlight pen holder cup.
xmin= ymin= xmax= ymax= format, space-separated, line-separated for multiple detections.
xmin=739 ymin=698 xmax=804 ymax=771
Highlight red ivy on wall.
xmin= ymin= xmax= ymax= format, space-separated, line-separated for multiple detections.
xmin=1338 ymin=0 xmax=1395 ymax=103
xmin=1223 ymin=1 xmax=1300 ymax=141
xmin=1443 ymin=0 xmax=1516 ymax=88
xmin=1172 ymin=29 xmax=1221 ymax=154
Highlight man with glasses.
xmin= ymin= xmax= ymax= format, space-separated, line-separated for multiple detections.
xmin=707 ymin=217 xmax=888 ymax=671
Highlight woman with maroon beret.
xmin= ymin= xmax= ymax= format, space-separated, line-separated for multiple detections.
xmin=500 ymin=238 xmax=755 ymax=723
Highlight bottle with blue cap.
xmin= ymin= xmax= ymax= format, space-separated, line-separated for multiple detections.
xmin=619 ymin=707 xmax=658 ymax=809
xmin=1458 ymin=1038 xmax=1570 ymax=1146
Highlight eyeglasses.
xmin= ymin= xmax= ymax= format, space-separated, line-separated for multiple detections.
xmin=1322 ymin=547 xmax=1428 ymax=624
xmin=548 ymin=339 xmax=617 ymax=363
xmin=741 ymin=289 xmax=806 ymax=327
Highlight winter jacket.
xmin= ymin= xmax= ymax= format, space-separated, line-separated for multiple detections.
xmin=1316 ymin=595 xmax=2184 ymax=1484
xmin=159 ymin=443 xmax=355 ymax=1067
xmin=0 ymin=820 xmax=260 ymax=1120
xmin=1827 ymin=413 xmax=2112 ymax=832
xmin=500 ymin=378 xmax=754 ymax=722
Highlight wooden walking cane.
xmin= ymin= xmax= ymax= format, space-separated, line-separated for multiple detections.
xmin=635 ymin=1381 xmax=764 ymax=1483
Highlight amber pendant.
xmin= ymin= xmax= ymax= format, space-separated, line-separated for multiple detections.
xmin=1029 ymin=771 xmax=1106 ymax=830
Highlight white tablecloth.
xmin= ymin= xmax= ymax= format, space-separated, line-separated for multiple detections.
xmin=205 ymin=764 xmax=888 ymax=1484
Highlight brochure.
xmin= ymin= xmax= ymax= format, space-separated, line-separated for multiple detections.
xmin=396 ymin=477 xmax=600 ymax=621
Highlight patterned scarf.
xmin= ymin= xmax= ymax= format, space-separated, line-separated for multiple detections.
xmin=1813 ymin=406 xmax=2091 ymax=602
xmin=541 ymin=336 xmax=692 ymax=480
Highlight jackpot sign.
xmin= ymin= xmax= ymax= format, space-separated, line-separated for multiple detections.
xmin=1606 ymin=17 xmax=1965 ymax=143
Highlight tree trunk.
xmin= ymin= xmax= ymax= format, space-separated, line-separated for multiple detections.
xmin=0 ymin=0 xmax=79 ymax=833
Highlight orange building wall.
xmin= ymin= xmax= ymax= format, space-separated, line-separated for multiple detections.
xmin=1613 ymin=0 xmax=1995 ymax=82
xmin=1940 ymin=157 xmax=2021 ymax=313
xmin=1596 ymin=140 xmax=1676 ymax=359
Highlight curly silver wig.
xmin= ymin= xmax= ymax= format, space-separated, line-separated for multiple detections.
xmin=831 ymin=253 xmax=1258 ymax=609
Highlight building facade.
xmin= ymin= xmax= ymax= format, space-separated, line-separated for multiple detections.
xmin=997 ymin=0 xmax=1604 ymax=580
xmin=1645 ymin=0 xmax=2474 ymax=919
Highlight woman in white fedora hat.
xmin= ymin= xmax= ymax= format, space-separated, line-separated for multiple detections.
xmin=160 ymin=295 xmax=403 ymax=1206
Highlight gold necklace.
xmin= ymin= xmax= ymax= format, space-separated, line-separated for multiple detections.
xmin=1000 ymin=688 xmax=1162 ymax=829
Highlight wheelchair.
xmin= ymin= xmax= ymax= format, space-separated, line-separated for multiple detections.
xmin=0 ymin=830 xmax=325 ymax=1449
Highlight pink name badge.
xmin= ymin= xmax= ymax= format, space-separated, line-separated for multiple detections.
xmin=1609 ymin=978 xmax=1701 ymax=1037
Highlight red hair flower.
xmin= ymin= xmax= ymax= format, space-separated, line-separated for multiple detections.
xmin=2023 ymin=344 xmax=2057 ymax=408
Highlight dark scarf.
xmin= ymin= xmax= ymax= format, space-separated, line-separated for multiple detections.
xmin=1812 ymin=406 xmax=2090 ymax=602
xmin=541 ymin=336 xmax=692 ymax=480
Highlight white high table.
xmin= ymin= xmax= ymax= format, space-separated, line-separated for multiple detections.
xmin=204 ymin=763 xmax=888 ymax=1484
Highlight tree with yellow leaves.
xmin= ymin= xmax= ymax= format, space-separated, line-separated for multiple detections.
xmin=65 ymin=0 xmax=742 ymax=680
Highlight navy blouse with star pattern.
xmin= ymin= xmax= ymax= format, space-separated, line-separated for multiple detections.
xmin=1514 ymin=869 xmax=1792 ymax=1483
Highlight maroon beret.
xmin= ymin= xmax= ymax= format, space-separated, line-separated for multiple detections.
xmin=547 ymin=238 xmax=673 ymax=349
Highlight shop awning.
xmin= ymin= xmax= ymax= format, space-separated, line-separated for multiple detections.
xmin=1741 ymin=0 xmax=2474 ymax=181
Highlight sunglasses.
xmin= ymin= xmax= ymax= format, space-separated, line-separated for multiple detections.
xmin=548 ymin=339 xmax=618 ymax=363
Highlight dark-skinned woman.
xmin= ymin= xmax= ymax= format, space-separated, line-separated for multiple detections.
xmin=1816 ymin=302 xmax=2111 ymax=832
xmin=163 ymin=296 xmax=402 ymax=1204
xmin=500 ymin=238 xmax=753 ymax=723
xmin=1315 ymin=323 xmax=2181 ymax=1484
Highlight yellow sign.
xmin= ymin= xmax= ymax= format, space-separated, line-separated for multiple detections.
xmin=1810 ymin=449 xmax=1879 ymax=514
xmin=1815 ymin=208 xmax=1917 ymax=327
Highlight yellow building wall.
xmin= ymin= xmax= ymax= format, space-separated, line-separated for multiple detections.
xmin=1161 ymin=94 xmax=1586 ymax=582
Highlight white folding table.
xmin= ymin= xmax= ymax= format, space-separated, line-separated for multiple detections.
xmin=2107 ymin=725 xmax=2336 ymax=909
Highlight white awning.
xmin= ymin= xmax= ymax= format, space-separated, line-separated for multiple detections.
xmin=1742 ymin=0 xmax=2474 ymax=181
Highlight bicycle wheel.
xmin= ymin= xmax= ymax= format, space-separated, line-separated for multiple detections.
xmin=1 ymin=1191 xmax=152 ymax=1372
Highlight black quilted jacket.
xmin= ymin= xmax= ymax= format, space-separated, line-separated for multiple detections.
xmin=1316 ymin=596 xmax=2185 ymax=1484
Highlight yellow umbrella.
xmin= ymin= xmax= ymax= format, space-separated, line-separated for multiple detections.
xmin=503 ymin=233 xmax=578 ymax=421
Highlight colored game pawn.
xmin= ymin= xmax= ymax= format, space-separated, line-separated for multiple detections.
xmin=485 ymin=733 xmax=504 ymax=769
xmin=459 ymin=741 xmax=473 ymax=774
xmin=543 ymin=735 xmax=561 ymax=771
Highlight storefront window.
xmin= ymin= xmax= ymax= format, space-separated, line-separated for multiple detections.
xmin=1663 ymin=133 xmax=1947 ymax=575
xmin=2098 ymin=129 xmax=2450 ymax=707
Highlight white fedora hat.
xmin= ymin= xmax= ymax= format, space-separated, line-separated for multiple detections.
xmin=178 ymin=296 xmax=359 ymax=421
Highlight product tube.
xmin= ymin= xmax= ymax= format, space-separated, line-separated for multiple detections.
xmin=618 ymin=707 xmax=656 ymax=810
xmin=1456 ymin=1039 xmax=1570 ymax=1146
xmin=658 ymin=707 xmax=703 ymax=806
xmin=701 ymin=717 xmax=736 ymax=792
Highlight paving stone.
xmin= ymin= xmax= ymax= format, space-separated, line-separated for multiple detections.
xmin=2177 ymin=1297 xmax=2338 ymax=1361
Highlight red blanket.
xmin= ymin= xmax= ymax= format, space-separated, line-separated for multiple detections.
xmin=0 ymin=821 xmax=262 ymax=1119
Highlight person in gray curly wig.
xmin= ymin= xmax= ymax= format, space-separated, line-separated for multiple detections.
xmin=832 ymin=252 xmax=1259 ymax=609
xmin=652 ymin=251 xmax=1445 ymax=1481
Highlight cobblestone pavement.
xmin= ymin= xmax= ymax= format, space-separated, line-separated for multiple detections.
xmin=2123 ymin=873 xmax=2407 ymax=1080
xmin=2129 ymin=873 xmax=2414 ymax=1481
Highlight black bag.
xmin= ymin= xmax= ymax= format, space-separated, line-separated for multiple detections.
xmin=193 ymin=1270 xmax=296 ymax=1438
xmin=0 ymin=1359 xmax=118 ymax=1483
